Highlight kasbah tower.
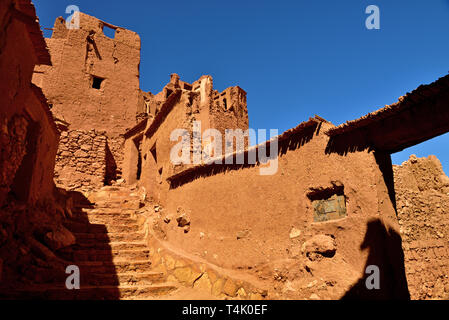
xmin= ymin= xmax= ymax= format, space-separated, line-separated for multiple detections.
xmin=33 ymin=12 xmax=248 ymax=194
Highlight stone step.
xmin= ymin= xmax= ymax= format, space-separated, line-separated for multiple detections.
xmin=84 ymin=272 xmax=166 ymax=286
xmin=3 ymin=283 xmax=178 ymax=300
xmin=77 ymin=260 xmax=153 ymax=274
xmin=75 ymin=241 xmax=148 ymax=251
xmin=74 ymin=208 xmax=136 ymax=216
xmin=70 ymin=249 xmax=150 ymax=263
xmin=65 ymin=221 xmax=140 ymax=234
xmin=71 ymin=215 xmax=137 ymax=226
xmin=74 ymin=232 xmax=145 ymax=243
xmin=91 ymin=200 xmax=144 ymax=210
xmin=89 ymin=194 xmax=141 ymax=202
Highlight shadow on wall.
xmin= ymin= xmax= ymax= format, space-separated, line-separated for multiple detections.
xmin=342 ymin=219 xmax=410 ymax=300
xmin=326 ymin=130 xmax=399 ymax=215
xmin=169 ymin=122 xmax=319 ymax=189
xmin=104 ymin=142 xmax=117 ymax=186
xmin=325 ymin=128 xmax=371 ymax=156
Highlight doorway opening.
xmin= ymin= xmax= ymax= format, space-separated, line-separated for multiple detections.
xmin=133 ymin=136 xmax=143 ymax=181
xmin=10 ymin=120 xmax=40 ymax=202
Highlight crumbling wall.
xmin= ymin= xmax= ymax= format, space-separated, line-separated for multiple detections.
xmin=394 ymin=155 xmax=449 ymax=299
xmin=130 ymin=74 xmax=250 ymax=201
xmin=33 ymin=12 xmax=141 ymax=180
xmin=55 ymin=130 xmax=108 ymax=192
xmin=0 ymin=0 xmax=75 ymax=290
xmin=0 ymin=0 xmax=58 ymax=205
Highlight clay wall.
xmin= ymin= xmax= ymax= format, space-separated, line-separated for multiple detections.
xmin=0 ymin=0 xmax=76 ymax=289
xmin=125 ymin=74 xmax=249 ymax=200
xmin=0 ymin=0 xmax=58 ymax=205
xmin=33 ymin=12 xmax=141 ymax=178
xmin=153 ymin=121 xmax=407 ymax=298
xmin=394 ymin=155 xmax=449 ymax=299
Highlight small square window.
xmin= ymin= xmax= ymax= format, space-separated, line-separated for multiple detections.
xmin=92 ymin=76 xmax=105 ymax=90
xmin=308 ymin=185 xmax=347 ymax=222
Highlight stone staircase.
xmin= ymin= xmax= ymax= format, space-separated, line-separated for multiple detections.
xmin=9 ymin=186 xmax=179 ymax=300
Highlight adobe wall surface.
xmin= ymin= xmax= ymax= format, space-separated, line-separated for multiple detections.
xmin=54 ymin=130 xmax=109 ymax=192
xmin=33 ymin=12 xmax=142 ymax=178
xmin=0 ymin=0 xmax=75 ymax=290
xmin=153 ymin=121 xmax=408 ymax=299
xmin=0 ymin=0 xmax=58 ymax=205
xmin=394 ymin=155 xmax=449 ymax=299
xmin=127 ymin=74 xmax=249 ymax=200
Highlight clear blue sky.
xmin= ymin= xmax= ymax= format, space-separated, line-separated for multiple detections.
xmin=34 ymin=0 xmax=449 ymax=173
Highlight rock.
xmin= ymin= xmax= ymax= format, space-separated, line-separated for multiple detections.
xmin=309 ymin=293 xmax=320 ymax=300
xmin=80 ymin=144 xmax=91 ymax=151
xmin=28 ymin=236 xmax=58 ymax=261
xmin=65 ymin=196 xmax=73 ymax=218
xmin=176 ymin=213 xmax=190 ymax=228
xmin=223 ymin=279 xmax=238 ymax=297
xmin=184 ymin=225 xmax=191 ymax=233
xmin=302 ymin=234 xmax=336 ymax=260
xmin=115 ymin=178 xmax=125 ymax=185
xmin=44 ymin=226 xmax=76 ymax=251
xmin=74 ymin=150 xmax=88 ymax=158
xmin=173 ymin=267 xmax=201 ymax=286
xmin=163 ymin=216 xmax=171 ymax=224
xmin=193 ymin=273 xmax=212 ymax=292
xmin=289 ymin=227 xmax=301 ymax=239
xmin=237 ymin=229 xmax=251 ymax=240
xmin=307 ymin=280 xmax=318 ymax=288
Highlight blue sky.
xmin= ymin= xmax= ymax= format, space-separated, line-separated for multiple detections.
xmin=34 ymin=0 xmax=449 ymax=173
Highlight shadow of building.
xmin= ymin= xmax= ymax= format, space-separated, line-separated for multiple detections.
xmin=342 ymin=219 xmax=410 ymax=300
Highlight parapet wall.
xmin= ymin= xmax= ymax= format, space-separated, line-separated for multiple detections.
xmin=394 ymin=155 xmax=449 ymax=299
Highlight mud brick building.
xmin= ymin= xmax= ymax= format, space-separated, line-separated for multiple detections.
xmin=1 ymin=3 xmax=449 ymax=299
xmin=33 ymin=12 xmax=142 ymax=191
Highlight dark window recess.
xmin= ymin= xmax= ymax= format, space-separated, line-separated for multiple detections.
xmin=308 ymin=185 xmax=347 ymax=222
xmin=223 ymin=98 xmax=228 ymax=110
xmin=134 ymin=137 xmax=143 ymax=181
xmin=92 ymin=76 xmax=105 ymax=89
xmin=166 ymin=89 xmax=173 ymax=99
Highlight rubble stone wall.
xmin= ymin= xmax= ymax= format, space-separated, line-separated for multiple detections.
xmin=54 ymin=130 xmax=108 ymax=192
xmin=394 ymin=155 xmax=449 ymax=300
